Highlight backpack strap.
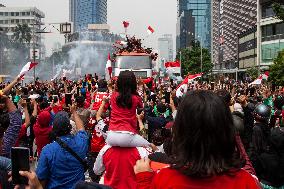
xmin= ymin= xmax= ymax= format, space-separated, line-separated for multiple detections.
xmin=56 ymin=137 xmax=88 ymax=171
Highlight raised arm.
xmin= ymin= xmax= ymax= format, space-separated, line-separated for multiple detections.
xmin=19 ymin=99 xmax=30 ymax=127
xmin=2 ymin=77 xmax=20 ymax=95
xmin=70 ymin=105 xmax=84 ymax=131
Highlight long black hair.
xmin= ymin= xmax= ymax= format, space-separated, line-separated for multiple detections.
xmin=171 ymin=90 xmax=242 ymax=177
xmin=116 ymin=71 xmax=138 ymax=109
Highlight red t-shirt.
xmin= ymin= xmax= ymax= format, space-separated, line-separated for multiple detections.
xmin=136 ymin=168 xmax=260 ymax=189
xmin=109 ymin=92 xmax=143 ymax=134
xmin=103 ymin=147 xmax=144 ymax=189
xmin=92 ymin=92 xmax=109 ymax=111
xmin=90 ymin=118 xmax=107 ymax=152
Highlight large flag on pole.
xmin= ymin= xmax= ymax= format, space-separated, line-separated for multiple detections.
xmin=105 ymin=53 xmax=112 ymax=81
xmin=18 ymin=62 xmax=38 ymax=79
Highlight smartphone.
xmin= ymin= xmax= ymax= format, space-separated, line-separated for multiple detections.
xmin=11 ymin=147 xmax=30 ymax=185
xmin=65 ymin=93 xmax=72 ymax=106
xmin=165 ymin=92 xmax=170 ymax=104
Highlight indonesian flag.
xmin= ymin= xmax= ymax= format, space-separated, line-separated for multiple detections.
xmin=262 ymin=71 xmax=269 ymax=80
xmin=18 ymin=62 xmax=38 ymax=78
xmin=165 ymin=61 xmax=181 ymax=73
xmin=147 ymin=26 xmax=155 ymax=35
xmin=249 ymin=75 xmax=263 ymax=85
xmin=123 ymin=21 xmax=130 ymax=28
xmin=188 ymin=73 xmax=203 ymax=80
xmin=105 ymin=53 xmax=112 ymax=81
xmin=176 ymin=77 xmax=189 ymax=97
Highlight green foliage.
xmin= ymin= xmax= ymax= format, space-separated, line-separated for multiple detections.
xmin=246 ymin=66 xmax=259 ymax=80
xmin=272 ymin=3 xmax=284 ymax=21
xmin=269 ymin=49 xmax=284 ymax=86
xmin=176 ymin=41 xmax=212 ymax=76
xmin=13 ymin=24 xmax=32 ymax=44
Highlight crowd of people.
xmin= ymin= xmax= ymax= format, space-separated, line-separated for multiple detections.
xmin=0 ymin=71 xmax=283 ymax=189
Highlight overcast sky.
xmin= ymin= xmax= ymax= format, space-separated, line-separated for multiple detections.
xmin=1 ymin=0 xmax=177 ymax=56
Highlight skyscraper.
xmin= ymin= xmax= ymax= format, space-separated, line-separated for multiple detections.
xmin=69 ymin=0 xmax=107 ymax=32
xmin=212 ymin=0 xmax=257 ymax=70
xmin=177 ymin=0 xmax=211 ymax=50
xmin=158 ymin=34 xmax=174 ymax=69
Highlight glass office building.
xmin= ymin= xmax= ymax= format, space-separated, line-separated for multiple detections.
xmin=70 ymin=0 xmax=107 ymax=32
xmin=177 ymin=0 xmax=211 ymax=50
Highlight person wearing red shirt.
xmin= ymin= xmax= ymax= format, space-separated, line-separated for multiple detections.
xmin=33 ymin=110 xmax=52 ymax=157
xmin=134 ymin=90 xmax=260 ymax=189
xmin=92 ymin=80 xmax=109 ymax=111
xmin=106 ymin=71 xmax=149 ymax=148
xmin=94 ymin=145 xmax=150 ymax=189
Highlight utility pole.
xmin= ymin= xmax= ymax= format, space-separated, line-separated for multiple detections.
xmin=32 ymin=9 xmax=36 ymax=83
xmin=256 ymin=0 xmax=261 ymax=75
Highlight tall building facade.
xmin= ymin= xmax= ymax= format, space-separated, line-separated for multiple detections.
xmin=212 ymin=0 xmax=257 ymax=70
xmin=0 ymin=6 xmax=45 ymax=60
xmin=69 ymin=0 xmax=107 ymax=32
xmin=158 ymin=34 xmax=174 ymax=69
xmin=177 ymin=0 xmax=211 ymax=51
xmin=176 ymin=10 xmax=195 ymax=50
xmin=0 ymin=6 xmax=45 ymax=47
xmin=259 ymin=0 xmax=284 ymax=68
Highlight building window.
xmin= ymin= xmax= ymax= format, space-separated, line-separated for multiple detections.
xmin=4 ymin=20 xmax=8 ymax=24
xmin=16 ymin=19 xmax=19 ymax=23
xmin=0 ymin=20 xmax=3 ymax=24
xmin=27 ymin=12 xmax=30 ymax=16
xmin=11 ymin=20 xmax=15 ymax=24
xmin=22 ymin=12 xmax=26 ymax=16
xmin=5 ymin=12 xmax=8 ymax=16
xmin=276 ymin=22 xmax=284 ymax=35
xmin=11 ymin=12 xmax=14 ymax=16
xmin=262 ymin=5 xmax=275 ymax=18
xmin=16 ymin=12 xmax=19 ymax=16
xmin=0 ymin=12 xmax=3 ymax=16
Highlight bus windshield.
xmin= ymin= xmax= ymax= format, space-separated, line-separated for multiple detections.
xmin=114 ymin=56 xmax=152 ymax=69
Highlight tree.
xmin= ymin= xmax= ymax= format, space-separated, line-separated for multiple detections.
xmin=13 ymin=24 xmax=32 ymax=44
xmin=246 ymin=66 xmax=259 ymax=80
xmin=272 ymin=3 xmax=284 ymax=21
xmin=176 ymin=41 xmax=212 ymax=76
xmin=269 ymin=49 xmax=284 ymax=86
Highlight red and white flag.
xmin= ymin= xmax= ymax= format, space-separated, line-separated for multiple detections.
xmin=123 ymin=21 xmax=130 ymax=28
xmin=249 ymin=71 xmax=269 ymax=85
xmin=262 ymin=71 xmax=269 ymax=80
xmin=249 ymin=75 xmax=263 ymax=85
xmin=147 ymin=26 xmax=155 ymax=35
xmin=18 ymin=62 xmax=38 ymax=79
xmin=188 ymin=73 xmax=203 ymax=80
xmin=176 ymin=77 xmax=189 ymax=97
xmin=105 ymin=53 xmax=112 ymax=81
xmin=165 ymin=61 xmax=181 ymax=74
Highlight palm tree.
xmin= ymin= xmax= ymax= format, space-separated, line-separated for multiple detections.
xmin=13 ymin=24 xmax=32 ymax=44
